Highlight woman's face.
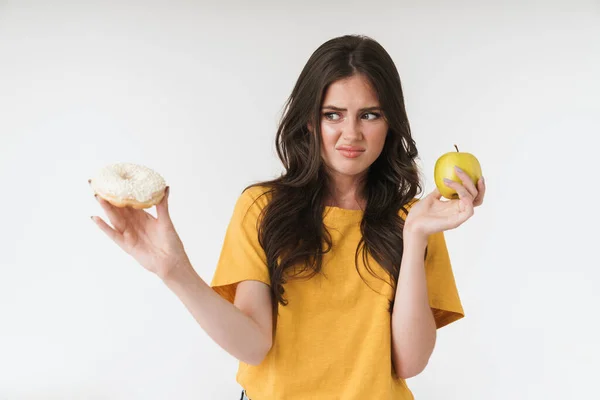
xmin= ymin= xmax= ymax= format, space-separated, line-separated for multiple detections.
xmin=316 ymin=74 xmax=388 ymax=180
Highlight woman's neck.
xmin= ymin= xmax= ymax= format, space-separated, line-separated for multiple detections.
xmin=324 ymin=173 xmax=367 ymax=210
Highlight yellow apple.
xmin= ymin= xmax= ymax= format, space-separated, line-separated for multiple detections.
xmin=434 ymin=144 xmax=482 ymax=199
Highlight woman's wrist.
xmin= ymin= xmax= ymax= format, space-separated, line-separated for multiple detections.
xmin=403 ymin=223 xmax=428 ymax=251
xmin=159 ymin=254 xmax=193 ymax=283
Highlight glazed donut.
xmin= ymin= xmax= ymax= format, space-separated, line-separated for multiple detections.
xmin=90 ymin=163 xmax=167 ymax=209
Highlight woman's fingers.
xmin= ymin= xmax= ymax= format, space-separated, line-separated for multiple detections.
xmin=454 ymin=166 xmax=478 ymax=199
xmin=96 ymin=195 xmax=128 ymax=232
xmin=452 ymin=167 xmax=485 ymax=207
xmin=443 ymin=178 xmax=473 ymax=201
xmin=156 ymin=187 xmax=172 ymax=226
xmin=91 ymin=216 xmax=125 ymax=247
xmin=473 ymin=177 xmax=486 ymax=206
xmin=443 ymin=178 xmax=475 ymax=221
xmin=429 ymin=187 xmax=442 ymax=200
xmin=126 ymin=206 xmax=156 ymax=226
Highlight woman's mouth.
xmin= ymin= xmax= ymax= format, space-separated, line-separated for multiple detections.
xmin=337 ymin=145 xmax=366 ymax=158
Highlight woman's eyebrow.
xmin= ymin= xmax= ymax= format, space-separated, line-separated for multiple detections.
xmin=322 ymin=105 xmax=382 ymax=112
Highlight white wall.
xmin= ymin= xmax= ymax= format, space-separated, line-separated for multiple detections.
xmin=1 ymin=1 xmax=598 ymax=398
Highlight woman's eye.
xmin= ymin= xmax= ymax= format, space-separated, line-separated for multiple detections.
xmin=363 ymin=112 xmax=381 ymax=120
xmin=324 ymin=112 xmax=340 ymax=121
xmin=323 ymin=112 xmax=381 ymax=121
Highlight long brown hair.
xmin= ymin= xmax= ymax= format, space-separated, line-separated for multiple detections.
xmin=245 ymin=34 xmax=423 ymax=313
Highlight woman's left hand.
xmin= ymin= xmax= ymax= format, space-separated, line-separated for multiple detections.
xmin=404 ymin=166 xmax=486 ymax=239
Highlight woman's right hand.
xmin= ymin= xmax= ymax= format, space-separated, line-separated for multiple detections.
xmin=90 ymin=185 xmax=189 ymax=280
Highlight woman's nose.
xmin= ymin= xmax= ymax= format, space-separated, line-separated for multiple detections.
xmin=342 ymin=118 xmax=363 ymax=140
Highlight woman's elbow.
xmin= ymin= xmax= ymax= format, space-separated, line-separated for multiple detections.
xmin=244 ymin=338 xmax=272 ymax=366
xmin=396 ymin=359 xmax=429 ymax=379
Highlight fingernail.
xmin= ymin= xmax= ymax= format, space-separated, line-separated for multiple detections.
xmin=90 ymin=216 xmax=94 ymax=221
xmin=454 ymin=165 xmax=463 ymax=173
xmin=481 ymin=176 xmax=485 ymax=184
xmin=166 ymin=186 xmax=170 ymax=197
xmin=443 ymin=178 xmax=453 ymax=184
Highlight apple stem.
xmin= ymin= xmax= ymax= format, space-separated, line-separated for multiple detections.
xmin=454 ymin=144 xmax=459 ymax=152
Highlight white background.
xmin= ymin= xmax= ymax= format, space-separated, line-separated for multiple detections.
xmin=1 ymin=0 xmax=599 ymax=399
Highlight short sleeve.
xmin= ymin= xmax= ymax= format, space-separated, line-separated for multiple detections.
xmin=425 ymin=231 xmax=465 ymax=329
xmin=210 ymin=187 xmax=271 ymax=304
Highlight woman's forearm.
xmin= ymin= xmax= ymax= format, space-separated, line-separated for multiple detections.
xmin=162 ymin=260 xmax=271 ymax=365
xmin=391 ymin=231 xmax=437 ymax=379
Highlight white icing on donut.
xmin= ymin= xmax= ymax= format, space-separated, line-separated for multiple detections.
xmin=91 ymin=163 xmax=166 ymax=202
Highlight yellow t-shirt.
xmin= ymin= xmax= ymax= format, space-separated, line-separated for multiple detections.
xmin=211 ymin=185 xmax=464 ymax=400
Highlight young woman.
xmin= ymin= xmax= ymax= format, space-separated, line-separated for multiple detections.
xmin=92 ymin=34 xmax=486 ymax=400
